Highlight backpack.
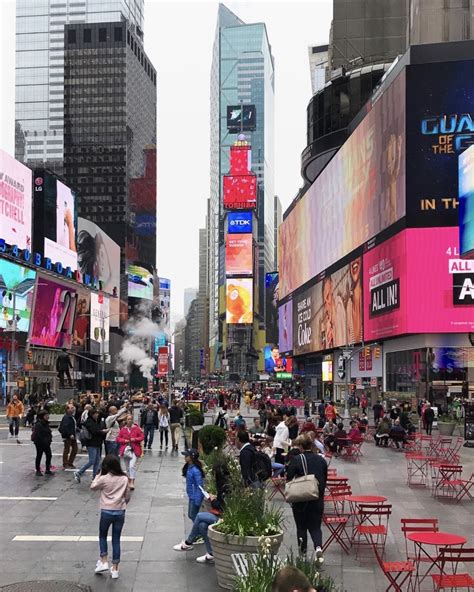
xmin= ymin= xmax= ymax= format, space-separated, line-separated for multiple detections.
xmin=252 ymin=449 xmax=272 ymax=482
xmin=30 ymin=425 xmax=37 ymax=442
xmin=80 ymin=424 xmax=91 ymax=441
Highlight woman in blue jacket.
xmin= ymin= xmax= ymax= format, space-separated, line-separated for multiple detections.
xmin=181 ymin=448 xmax=205 ymax=523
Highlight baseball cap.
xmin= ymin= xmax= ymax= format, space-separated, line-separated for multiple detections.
xmin=181 ymin=448 xmax=199 ymax=460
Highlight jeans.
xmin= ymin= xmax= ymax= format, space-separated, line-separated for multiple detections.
xmin=160 ymin=427 xmax=169 ymax=447
xmin=272 ymin=462 xmax=285 ymax=477
xmin=62 ymin=437 xmax=78 ymax=467
xmin=292 ymin=499 xmax=324 ymax=554
xmin=35 ymin=442 xmax=52 ymax=472
xmin=123 ymin=453 xmax=138 ymax=480
xmin=144 ymin=425 xmax=155 ymax=448
xmin=99 ymin=510 xmax=125 ymax=565
xmin=105 ymin=440 xmax=120 ymax=456
xmin=8 ymin=417 xmax=20 ymax=436
xmin=78 ymin=446 xmax=101 ymax=477
xmin=188 ymin=500 xmax=201 ymax=522
xmin=187 ymin=512 xmax=218 ymax=555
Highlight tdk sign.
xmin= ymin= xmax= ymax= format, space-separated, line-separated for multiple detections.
xmin=228 ymin=212 xmax=252 ymax=234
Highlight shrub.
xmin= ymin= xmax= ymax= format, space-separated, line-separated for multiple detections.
xmin=185 ymin=406 xmax=204 ymax=426
xmin=47 ymin=403 xmax=67 ymax=415
xmin=198 ymin=424 xmax=226 ymax=454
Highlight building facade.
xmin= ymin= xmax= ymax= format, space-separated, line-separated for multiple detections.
xmin=308 ymin=44 xmax=328 ymax=95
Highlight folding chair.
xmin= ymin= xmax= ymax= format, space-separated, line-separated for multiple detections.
xmin=431 ymin=547 xmax=474 ymax=590
xmin=345 ymin=438 xmax=363 ymax=462
xmin=400 ymin=518 xmax=438 ymax=562
xmin=434 ymin=465 xmax=464 ymax=500
xmin=267 ymin=476 xmax=286 ymax=501
xmin=445 ymin=437 xmax=463 ymax=464
xmin=327 ymin=468 xmax=338 ymax=476
xmin=323 ymin=513 xmax=352 ymax=555
xmin=454 ymin=472 xmax=474 ymax=503
xmin=324 ymin=485 xmax=352 ymax=515
xmin=353 ymin=503 xmax=392 ymax=559
xmin=371 ymin=535 xmax=414 ymax=592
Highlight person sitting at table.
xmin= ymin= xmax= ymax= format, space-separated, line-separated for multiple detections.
xmin=374 ymin=417 xmax=391 ymax=447
xmin=261 ymin=437 xmax=285 ymax=477
xmin=323 ymin=419 xmax=337 ymax=450
xmin=332 ymin=423 xmax=348 ymax=454
xmin=313 ymin=431 xmax=326 ymax=456
xmin=287 ymin=415 xmax=299 ymax=442
xmin=300 ymin=417 xmax=318 ymax=435
xmin=389 ymin=419 xmax=407 ymax=449
xmin=248 ymin=417 xmax=263 ymax=436
xmin=347 ymin=421 xmax=362 ymax=442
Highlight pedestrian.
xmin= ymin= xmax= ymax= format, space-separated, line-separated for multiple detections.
xmin=105 ymin=405 xmax=127 ymax=456
xmin=286 ymin=434 xmax=327 ymax=561
xmin=424 ymin=402 xmax=435 ymax=435
xmin=158 ymin=405 xmax=170 ymax=449
xmin=324 ymin=401 xmax=337 ymax=422
xmin=372 ymin=399 xmax=384 ymax=423
xmin=32 ymin=410 xmax=54 ymax=476
xmin=116 ymin=414 xmax=144 ymax=490
xmin=360 ymin=393 xmax=368 ymax=414
xmin=140 ymin=403 xmax=158 ymax=450
xmin=6 ymin=393 xmax=24 ymax=441
xmin=74 ymin=409 xmax=109 ymax=483
xmin=169 ymin=399 xmax=184 ymax=450
xmin=91 ymin=455 xmax=131 ymax=579
xmin=271 ymin=566 xmax=316 ymax=592
xmin=287 ymin=415 xmax=299 ymax=442
xmin=181 ymin=448 xmax=205 ymax=524
xmin=374 ymin=417 xmax=391 ymax=447
xmin=59 ymin=404 xmax=78 ymax=469
xmin=273 ymin=414 xmax=290 ymax=464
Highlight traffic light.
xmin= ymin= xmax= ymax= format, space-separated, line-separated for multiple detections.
xmin=374 ymin=346 xmax=381 ymax=359
xmin=27 ymin=350 xmax=33 ymax=361
xmin=365 ymin=347 xmax=371 ymax=358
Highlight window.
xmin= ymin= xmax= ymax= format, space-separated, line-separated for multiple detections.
xmin=83 ymin=28 xmax=91 ymax=43
xmin=67 ymin=29 xmax=76 ymax=44
xmin=114 ymin=27 xmax=122 ymax=42
xmin=99 ymin=28 xmax=107 ymax=42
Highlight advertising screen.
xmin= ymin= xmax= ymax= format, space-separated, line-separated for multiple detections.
xmin=29 ymin=276 xmax=77 ymax=349
xmin=264 ymin=344 xmax=290 ymax=374
xmin=278 ymin=299 xmax=293 ymax=354
xmin=77 ymin=218 xmax=120 ymax=297
xmin=0 ymin=149 xmax=32 ymax=251
xmin=322 ymin=360 xmax=333 ymax=382
xmin=227 ymin=211 xmax=253 ymax=234
xmin=90 ymin=292 xmax=110 ymax=354
xmin=158 ymin=278 xmax=171 ymax=334
xmin=459 ymin=145 xmax=474 ymax=258
xmin=293 ymin=257 xmax=363 ymax=356
xmin=279 ymin=70 xmax=406 ymax=298
xmin=227 ymin=105 xmax=256 ymax=132
xmin=363 ymin=227 xmax=474 ymax=340
xmin=44 ymin=180 xmax=78 ymax=271
xmin=265 ymin=272 xmax=279 ymax=344
xmin=226 ymin=278 xmax=253 ymax=324
xmin=0 ymin=259 xmax=36 ymax=332
xmin=72 ymin=288 xmax=90 ymax=349
xmin=128 ymin=263 xmax=154 ymax=301
xmin=223 ymin=174 xmax=257 ymax=210
xmin=406 ymin=60 xmax=474 ymax=228
xmin=157 ymin=346 xmax=168 ymax=377
xmin=225 ymin=234 xmax=253 ymax=275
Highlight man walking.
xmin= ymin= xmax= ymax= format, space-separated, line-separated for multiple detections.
xmin=59 ymin=404 xmax=78 ymax=468
xmin=105 ymin=405 xmax=127 ymax=455
xmin=169 ymin=399 xmax=183 ymax=451
xmin=6 ymin=393 xmax=24 ymax=442
xmin=140 ymin=403 xmax=158 ymax=450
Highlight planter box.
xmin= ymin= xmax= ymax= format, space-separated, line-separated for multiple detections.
xmin=437 ymin=422 xmax=456 ymax=436
xmin=48 ymin=414 xmax=63 ymax=428
xmin=208 ymin=524 xmax=283 ymax=590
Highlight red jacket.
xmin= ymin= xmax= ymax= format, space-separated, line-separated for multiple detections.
xmin=116 ymin=424 xmax=144 ymax=457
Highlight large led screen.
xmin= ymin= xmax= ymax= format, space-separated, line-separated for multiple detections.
xmin=226 ymin=278 xmax=253 ymax=324
xmin=0 ymin=259 xmax=36 ymax=332
xmin=77 ymin=218 xmax=120 ymax=297
xmin=158 ymin=278 xmax=171 ymax=334
xmin=278 ymin=299 xmax=293 ymax=354
xmin=279 ymin=70 xmax=406 ymax=298
xmin=226 ymin=234 xmax=253 ymax=275
xmin=293 ymin=258 xmax=363 ymax=356
xmin=227 ymin=105 xmax=256 ymax=133
xmin=44 ymin=180 xmax=78 ymax=271
xmin=128 ymin=263 xmax=154 ymax=301
xmin=90 ymin=292 xmax=110 ymax=354
xmin=263 ymin=344 xmax=292 ymax=374
xmin=459 ymin=145 xmax=474 ymax=258
xmin=406 ymin=60 xmax=474 ymax=228
xmin=223 ymin=175 xmax=257 ymax=210
xmin=363 ymin=227 xmax=474 ymax=340
xmin=72 ymin=288 xmax=90 ymax=349
xmin=0 ymin=149 xmax=32 ymax=251
xmin=30 ymin=276 xmax=77 ymax=349
xmin=265 ymin=272 xmax=279 ymax=344
xmin=227 ymin=211 xmax=253 ymax=234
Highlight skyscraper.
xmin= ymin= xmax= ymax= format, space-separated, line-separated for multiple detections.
xmin=184 ymin=288 xmax=198 ymax=317
xmin=15 ymin=0 xmax=145 ymax=171
xmin=209 ymin=4 xmax=275 ymax=376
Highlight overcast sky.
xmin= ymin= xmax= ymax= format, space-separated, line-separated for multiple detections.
xmin=0 ymin=0 xmax=332 ymax=321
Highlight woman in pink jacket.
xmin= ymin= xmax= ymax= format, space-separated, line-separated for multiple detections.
xmin=116 ymin=414 xmax=144 ymax=490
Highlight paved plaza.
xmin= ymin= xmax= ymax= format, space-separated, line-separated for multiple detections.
xmin=0 ymin=412 xmax=473 ymax=591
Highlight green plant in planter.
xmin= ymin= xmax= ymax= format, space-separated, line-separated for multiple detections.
xmin=198 ymin=424 xmax=226 ymax=454
xmin=47 ymin=403 xmax=67 ymax=415
xmin=285 ymin=550 xmax=341 ymax=592
xmin=438 ymin=414 xmax=457 ymax=423
xmin=185 ymin=406 xmax=204 ymax=427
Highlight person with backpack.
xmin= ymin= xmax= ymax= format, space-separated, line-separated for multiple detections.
xmin=214 ymin=405 xmax=228 ymax=430
xmin=59 ymin=404 xmax=77 ymax=469
xmin=32 ymin=410 xmax=54 ymax=476
xmin=158 ymin=405 xmax=170 ymax=449
xmin=74 ymin=409 xmax=109 ymax=483
xmin=236 ymin=430 xmax=272 ymax=487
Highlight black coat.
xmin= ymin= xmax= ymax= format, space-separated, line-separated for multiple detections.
xmin=286 ymin=450 xmax=327 ymax=500
xmin=33 ymin=419 xmax=52 ymax=446
xmin=140 ymin=408 xmax=159 ymax=429
xmin=239 ymin=444 xmax=257 ymax=485
xmin=84 ymin=417 xmax=105 ymax=447
xmin=424 ymin=408 xmax=435 ymax=423
xmin=169 ymin=405 xmax=183 ymax=424
xmin=59 ymin=414 xmax=76 ymax=438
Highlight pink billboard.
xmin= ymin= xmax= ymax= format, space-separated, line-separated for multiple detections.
xmin=364 ymin=227 xmax=474 ymax=340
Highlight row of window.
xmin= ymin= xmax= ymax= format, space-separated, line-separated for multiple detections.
xmin=67 ymin=26 xmax=123 ymax=45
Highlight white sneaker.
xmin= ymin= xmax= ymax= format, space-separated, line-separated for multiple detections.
xmin=110 ymin=568 xmax=119 ymax=579
xmin=315 ymin=547 xmax=324 ymax=564
xmin=196 ymin=554 xmax=214 ymax=563
xmin=173 ymin=541 xmax=193 ymax=551
xmin=95 ymin=561 xmax=109 ymax=573
xmin=73 ymin=471 xmax=81 ymax=483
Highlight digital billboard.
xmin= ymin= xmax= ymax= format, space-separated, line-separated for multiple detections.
xmin=264 ymin=344 xmax=291 ymax=374
xmin=158 ymin=278 xmax=171 ymax=334
xmin=90 ymin=292 xmax=110 ymax=354
xmin=278 ymin=299 xmax=293 ymax=354
xmin=406 ymin=60 xmax=474 ymax=228
xmin=72 ymin=288 xmax=90 ymax=349
xmin=0 ymin=149 xmax=32 ymax=251
xmin=227 ymin=105 xmax=256 ymax=132
xmin=225 ymin=234 xmax=253 ymax=275
xmin=265 ymin=272 xmax=279 ymax=344
xmin=363 ymin=227 xmax=474 ymax=340
xmin=77 ymin=218 xmax=120 ymax=297
xmin=0 ymin=259 xmax=36 ymax=332
xmin=226 ymin=278 xmax=253 ymax=324
xmin=293 ymin=257 xmax=363 ymax=356
xmin=322 ymin=360 xmax=333 ymax=382
xmin=29 ymin=276 xmax=77 ymax=349
xmin=157 ymin=346 xmax=168 ymax=377
xmin=128 ymin=263 xmax=154 ymax=301
xmin=459 ymin=145 xmax=474 ymax=258
xmin=227 ymin=211 xmax=253 ymax=234
xmin=279 ymin=70 xmax=406 ymax=298
xmin=223 ymin=174 xmax=257 ymax=210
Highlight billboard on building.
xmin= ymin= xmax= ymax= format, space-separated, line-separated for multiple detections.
xmin=90 ymin=292 xmax=110 ymax=354
xmin=227 ymin=105 xmax=257 ymax=132
xmin=278 ymin=299 xmax=293 ymax=354
xmin=223 ymin=175 xmax=257 ymax=210
xmin=157 ymin=346 xmax=168 ymax=377
xmin=29 ymin=276 xmax=77 ymax=349
xmin=158 ymin=278 xmax=171 ymax=335
xmin=293 ymin=257 xmax=363 ymax=356
xmin=406 ymin=60 xmax=474 ymax=228
xmin=72 ymin=288 xmax=90 ymax=350
xmin=128 ymin=263 xmax=154 ymax=301
xmin=265 ymin=272 xmax=279 ymax=344
xmin=459 ymin=145 xmax=474 ymax=258
xmin=279 ymin=70 xmax=406 ymax=299
xmin=0 ymin=149 xmax=32 ymax=251
xmin=225 ymin=234 xmax=253 ymax=275
xmin=227 ymin=211 xmax=253 ymax=234
xmin=264 ymin=344 xmax=292 ymax=374
xmin=77 ymin=218 xmax=120 ymax=297
xmin=226 ymin=278 xmax=253 ymax=324
xmin=0 ymin=259 xmax=36 ymax=332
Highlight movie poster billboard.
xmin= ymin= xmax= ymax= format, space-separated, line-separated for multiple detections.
xmin=459 ymin=144 xmax=474 ymax=258
xmin=226 ymin=234 xmax=253 ymax=275
xmin=278 ymin=299 xmax=293 ymax=354
xmin=293 ymin=258 xmax=363 ymax=356
xmin=128 ymin=263 xmax=154 ymax=301
xmin=77 ymin=218 xmax=120 ymax=297
xmin=0 ymin=149 xmax=32 ymax=251
xmin=158 ymin=278 xmax=171 ymax=335
xmin=72 ymin=288 xmax=90 ymax=350
xmin=226 ymin=278 xmax=253 ymax=324
xmin=0 ymin=259 xmax=36 ymax=332
xmin=29 ymin=276 xmax=77 ymax=349
xmin=265 ymin=272 xmax=279 ymax=344
xmin=90 ymin=292 xmax=110 ymax=354
xmin=279 ymin=70 xmax=406 ymax=298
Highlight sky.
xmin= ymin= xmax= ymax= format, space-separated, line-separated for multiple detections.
xmin=0 ymin=0 xmax=332 ymax=323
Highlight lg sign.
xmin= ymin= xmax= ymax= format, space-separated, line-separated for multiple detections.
xmin=227 ymin=212 xmax=253 ymax=234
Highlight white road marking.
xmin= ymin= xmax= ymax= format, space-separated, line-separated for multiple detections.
xmin=12 ymin=535 xmax=143 ymax=542
xmin=0 ymin=496 xmax=57 ymax=501
xmin=52 ymin=453 xmax=88 ymax=457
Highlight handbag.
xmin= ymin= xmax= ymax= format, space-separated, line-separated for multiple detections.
xmin=123 ymin=445 xmax=134 ymax=460
xmin=285 ymin=454 xmax=320 ymax=503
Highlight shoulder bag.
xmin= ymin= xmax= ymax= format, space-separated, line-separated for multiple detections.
xmin=285 ymin=454 xmax=319 ymax=503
